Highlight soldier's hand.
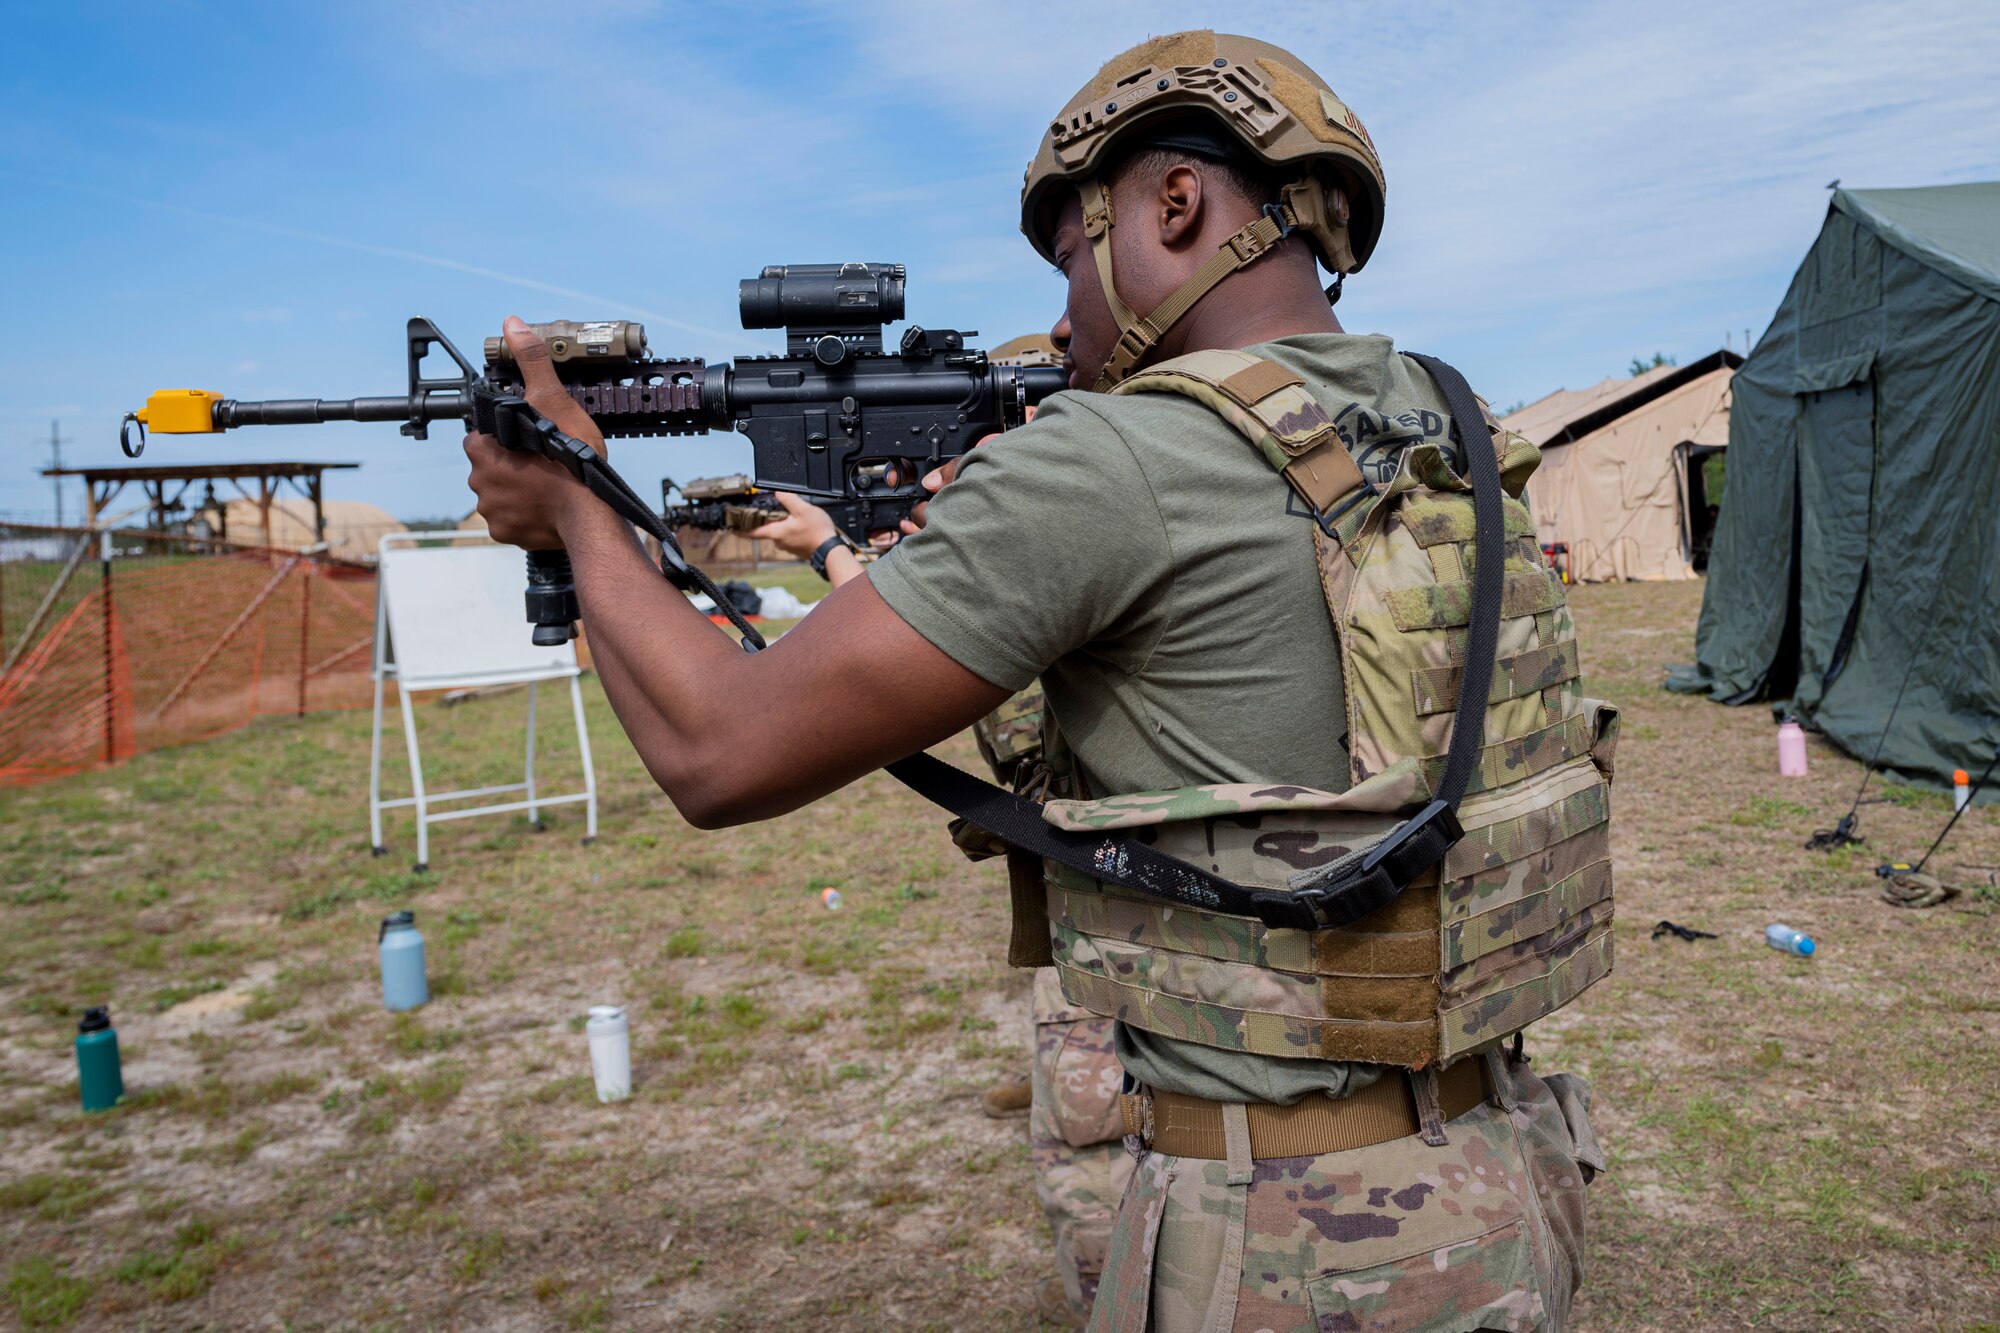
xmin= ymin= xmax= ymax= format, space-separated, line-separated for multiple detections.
xmin=899 ymin=435 xmax=997 ymax=534
xmin=464 ymin=315 xmax=606 ymax=550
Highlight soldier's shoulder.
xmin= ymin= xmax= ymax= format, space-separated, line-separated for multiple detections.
xmin=1025 ymin=384 xmax=1251 ymax=476
xmin=1035 ymin=383 xmax=1238 ymax=435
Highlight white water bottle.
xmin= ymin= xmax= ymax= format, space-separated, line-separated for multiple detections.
xmin=586 ymin=1005 xmax=632 ymax=1103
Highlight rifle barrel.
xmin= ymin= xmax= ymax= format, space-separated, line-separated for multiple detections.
xmin=214 ymin=393 xmax=469 ymax=429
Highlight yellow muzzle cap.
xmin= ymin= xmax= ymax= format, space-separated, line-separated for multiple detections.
xmin=135 ymin=389 xmax=223 ymax=433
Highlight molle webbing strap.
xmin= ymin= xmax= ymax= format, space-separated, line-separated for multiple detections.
xmin=1412 ymin=639 xmax=1581 ymax=717
xmin=1218 ymin=357 xmax=1303 ymax=402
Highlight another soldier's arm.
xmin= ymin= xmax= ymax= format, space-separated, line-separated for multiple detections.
xmin=542 ymin=499 xmax=1007 ymax=826
xmin=751 ymin=468 xmax=906 ymax=589
xmin=747 ymin=492 xmax=872 ymax=587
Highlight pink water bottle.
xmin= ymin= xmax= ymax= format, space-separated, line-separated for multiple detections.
xmin=1778 ymin=717 xmax=1808 ymax=777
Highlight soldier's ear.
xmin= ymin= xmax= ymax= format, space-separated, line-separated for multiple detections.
xmin=1157 ymin=163 xmax=1204 ymax=246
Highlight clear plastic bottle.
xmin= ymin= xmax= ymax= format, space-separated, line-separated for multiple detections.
xmin=820 ymin=887 xmax=843 ymax=911
xmin=1954 ymin=769 xmax=1972 ymax=812
xmin=1765 ymin=923 xmax=1816 ymax=958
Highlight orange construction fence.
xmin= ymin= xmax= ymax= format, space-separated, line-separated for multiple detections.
xmin=0 ymin=525 xmax=377 ymax=787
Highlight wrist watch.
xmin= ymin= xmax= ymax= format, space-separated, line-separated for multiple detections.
xmin=809 ymin=535 xmax=850 ymax=581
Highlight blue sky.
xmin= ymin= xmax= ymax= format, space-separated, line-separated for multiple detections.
xmin=5 ymin=0 xmax=1999 ymax=524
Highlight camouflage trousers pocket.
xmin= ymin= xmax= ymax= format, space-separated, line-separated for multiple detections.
xmin=1036 ymin=1016 xmax=1125 ymax=1150
xmin=1304 ymin=1217 xmax=1546 ymax=1333
xmin=1538 ymin=1073 xmax=1604 ymax=1181
xmin=1504 ymin=1064 xmax=1598 ymax=1313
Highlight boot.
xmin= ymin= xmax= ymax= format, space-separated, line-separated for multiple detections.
xmin=982 ymin=1075 xmax=1032 ymax=1118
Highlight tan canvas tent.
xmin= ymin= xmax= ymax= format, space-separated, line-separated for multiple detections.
xmin=1507 ymin=350 xmax=1741 ymax=582
xmin=208 ymin=497 xmax=406 ymax=562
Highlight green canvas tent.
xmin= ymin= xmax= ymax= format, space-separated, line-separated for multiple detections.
xmin=1667 ymin=183 xmax=2000 ymax=792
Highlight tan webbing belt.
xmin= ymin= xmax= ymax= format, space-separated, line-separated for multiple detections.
xmin=1120 ymin=1058 xmax=1487 ymax=1160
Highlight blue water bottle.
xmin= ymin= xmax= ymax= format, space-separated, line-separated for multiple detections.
xmin=1765 ymin=923 xmax=1816 ymax=958
xmin=379 ymin=910 xmax=429 ymax=1011
xmin=76 ymin=1006 xmax=124 ymax=1112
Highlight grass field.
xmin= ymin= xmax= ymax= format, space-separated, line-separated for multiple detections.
xmin=2 ymin=578 xmax=1996 ymax=1330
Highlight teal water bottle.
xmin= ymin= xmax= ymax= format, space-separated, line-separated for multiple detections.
xmin=379 ymin=910 xmax=429 ymax=1011
xmin=76 ymin=1006 xmax=123 ymax=1112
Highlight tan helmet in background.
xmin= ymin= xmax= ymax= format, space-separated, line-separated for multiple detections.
xmin=1020 ymin=31 xmax=1385 ymax=389
xmin=988 ymin=333 xmax=1060 ymax=367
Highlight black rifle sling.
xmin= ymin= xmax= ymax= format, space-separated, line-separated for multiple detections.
xmin=884 ymin=750 xmax=1298 ymax=920
xmin=1406 ymin=353 xmax=1507 ymax=808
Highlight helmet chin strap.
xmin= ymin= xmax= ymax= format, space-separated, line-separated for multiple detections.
xmin=1079 ymin=175 xmax=1316 ymax=392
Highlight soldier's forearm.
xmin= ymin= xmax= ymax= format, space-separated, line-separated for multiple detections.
xmin=557 ymin=502 xmax=748 ymax=811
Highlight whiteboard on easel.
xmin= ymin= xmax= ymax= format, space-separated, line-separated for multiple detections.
xmin=379 ymin=540 xmax=578 ymax=684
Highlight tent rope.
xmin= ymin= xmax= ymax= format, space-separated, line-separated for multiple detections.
xmin=1805 ymin=578 xmax=1951 ymax=852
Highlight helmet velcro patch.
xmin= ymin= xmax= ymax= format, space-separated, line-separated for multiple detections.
xmin=1082 ymin=31 xmax=1221 ymax=103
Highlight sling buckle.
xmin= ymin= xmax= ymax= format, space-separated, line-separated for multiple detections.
xmin=1362 ymin=798 xmax=1462 ymax=881
xmin=1251 ymin=799 xmax=1464 ymax=932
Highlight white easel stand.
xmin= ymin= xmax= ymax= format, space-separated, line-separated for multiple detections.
xmin=368 ymin=532 xmax=597 ymax=871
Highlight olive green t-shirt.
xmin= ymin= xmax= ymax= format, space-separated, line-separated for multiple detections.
xmin=867 ymin=332 xmax=1466 ymax=1104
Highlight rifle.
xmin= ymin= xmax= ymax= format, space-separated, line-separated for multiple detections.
xmin=122 ymin=262 xmax=1067 ymax=647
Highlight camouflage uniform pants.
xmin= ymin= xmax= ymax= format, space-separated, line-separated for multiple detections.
xmin=1088 ymin=1053 xmax=1603 ymax=1333
xmin=1030 ymin=967 xmax=1135 ymax=1323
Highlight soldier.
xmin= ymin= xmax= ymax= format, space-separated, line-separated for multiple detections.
xmin=467 ymin=29 xmax=1608 ymax=1330
xmin=747 ymin=337 xmax=1133 ymax=1328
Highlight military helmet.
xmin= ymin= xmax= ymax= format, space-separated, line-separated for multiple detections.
xmin=1020 ymin=31 xmax=1385 ymax=278
xmin=988 ymin=333 xmax=1060 ymax=367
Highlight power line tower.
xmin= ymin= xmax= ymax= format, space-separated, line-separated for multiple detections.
xmin=45 ymin=420 xmax=71 ymax=527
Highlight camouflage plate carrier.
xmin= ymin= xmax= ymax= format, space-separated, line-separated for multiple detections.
xmin=1037 ymin=349 xmax=1618 ymax=1069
